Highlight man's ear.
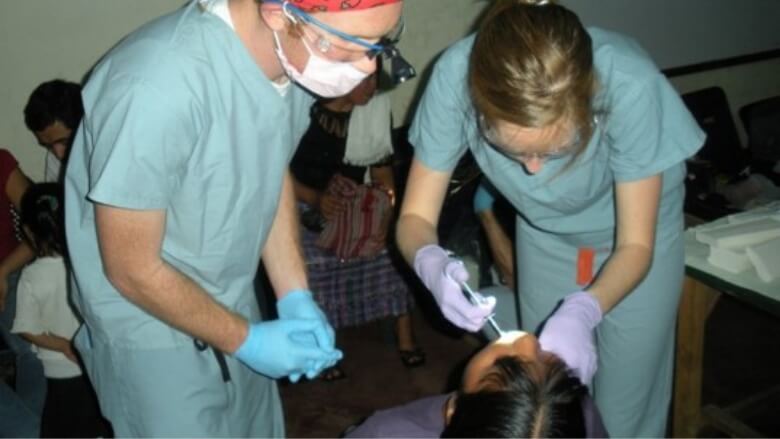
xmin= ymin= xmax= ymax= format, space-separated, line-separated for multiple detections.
xmin=258 ymin=1 xmax=288 ymax=32
xmin=444 ymin=394 xmax=457 ymax=425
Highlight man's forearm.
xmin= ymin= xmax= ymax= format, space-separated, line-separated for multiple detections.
xmin=263 ymin=171 xmax=309 ymax=299
xmin=111 ymin=260 xmax=249 ymax=354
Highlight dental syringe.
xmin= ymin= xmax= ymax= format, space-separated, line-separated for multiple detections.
xmin=459 ymin=281 xmax=505 ymax=337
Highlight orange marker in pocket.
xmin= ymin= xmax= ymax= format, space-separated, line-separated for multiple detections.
xmin=577 ymin=247 xmax=595 ymax=286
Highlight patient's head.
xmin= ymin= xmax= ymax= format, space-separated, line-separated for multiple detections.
xmin=442 ymin=331 xmax=588 ymax=438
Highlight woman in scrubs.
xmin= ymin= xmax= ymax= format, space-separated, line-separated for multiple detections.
xmin=397 ymin=1 xmax=705 ymax=436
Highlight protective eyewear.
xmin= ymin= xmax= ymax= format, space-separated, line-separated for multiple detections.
xmin=267 ymin=0 xmax=416 ymax=84
xmin=478 ymin=115 xmax=587 ymax=163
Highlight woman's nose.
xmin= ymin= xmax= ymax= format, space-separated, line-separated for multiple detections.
xmin=521 ymin=156 xmax=544 ymax=174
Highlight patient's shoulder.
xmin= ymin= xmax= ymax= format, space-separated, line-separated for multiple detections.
xmin=343 ymin=394 xmax=450 ymax=438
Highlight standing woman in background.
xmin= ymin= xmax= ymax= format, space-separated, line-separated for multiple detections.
xmin=291 ymin=60 xmax=424 ymax=380
xmin=396 ymin=0 xmax=705 ymax=436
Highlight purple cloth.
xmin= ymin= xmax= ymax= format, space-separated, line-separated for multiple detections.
xmin=344 ymin=393 xmax=609 ymax=438
xmin=345 ymin=394 xmax=448 ymax=438
xmin=582 ymin=393 xmax=609 ymax=438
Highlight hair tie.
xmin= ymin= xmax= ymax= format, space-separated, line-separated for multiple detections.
xmin=37 ymin=194 xmax=60 ymax=211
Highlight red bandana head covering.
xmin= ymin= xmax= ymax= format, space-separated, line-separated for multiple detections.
xmin=284 ymin=0 xmax=401 ymax=13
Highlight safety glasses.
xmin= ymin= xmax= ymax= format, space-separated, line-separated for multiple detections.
xmin=267 ymin=0 xmax=416 ymax=84
xmin=477 ymin=115 xmax=591 ymax=164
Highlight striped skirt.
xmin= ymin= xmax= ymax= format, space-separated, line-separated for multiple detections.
xmin=301 ymin=225 xmax=414 ymax=329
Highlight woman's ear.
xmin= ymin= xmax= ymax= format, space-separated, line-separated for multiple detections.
xmin=444 ymin=394 xmax=457 ymax=425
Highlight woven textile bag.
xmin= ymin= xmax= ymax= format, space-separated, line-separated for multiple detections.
xmin=316 ymin=174 xmax=392 ymax=259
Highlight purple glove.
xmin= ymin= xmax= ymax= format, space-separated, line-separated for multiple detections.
xmin=413 ymin=244 xmax=496 ymax=332
xmin=539 ymin=291 xmax=603 ymax=385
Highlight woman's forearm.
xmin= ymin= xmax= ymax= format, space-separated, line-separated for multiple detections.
xmin=291 ymin=176 xmax=321 ymax=207
xmin=478 ymin=210 xmax=515 ymax=285
xmin=396 ymin=213 xmax=440 ymax=264
xmin=587 ymin=243 xmax=653 ymax=313
xmin=0 ymin=242 xmax=35 ymax=278
xmin=20 ymin=332 xmax=72 ymax=353
xmin=395 ymin=159 xmax=452 ymax=264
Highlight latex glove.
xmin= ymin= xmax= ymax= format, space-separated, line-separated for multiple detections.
xmin=277 ymin=289 xmax=338 ymax=380
xmin=413 ymin=244 xmax=496 ymax=332
xmin=277 ymin=289 xmax=335 ymax=348
xmin=539 ymin=291 xmax=603 ymax=385
xmin=234 ymin=319 xmax=342 ymax=381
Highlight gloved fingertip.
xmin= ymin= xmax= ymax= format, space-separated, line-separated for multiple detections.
xmin=289 ymin=373 xmax=302 ymax=383
xmin=445 ymin=262 xmax=469 ymax=283
xmin=464 ymin=321 xmax=482 ymax=333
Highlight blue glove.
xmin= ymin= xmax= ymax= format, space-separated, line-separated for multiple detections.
xmin=277 ymin=289 xmax=335 ymax=348
xmin=277 ymin=289 xmax=339 ymax=380
xmin=234 ymin=319 xmax=342 ymax=380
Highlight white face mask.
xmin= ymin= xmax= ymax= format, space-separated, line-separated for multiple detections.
xmin=273 ymin=31 xmax=370 ymax=98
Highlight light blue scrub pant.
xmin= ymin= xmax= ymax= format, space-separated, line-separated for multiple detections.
xmin=75 ymin=325 xmax=285 ymax=437
xmin=0 ymin=271 xmax=46 ymax=438
xmin=514 ymin=223 xmax=685 ymax=438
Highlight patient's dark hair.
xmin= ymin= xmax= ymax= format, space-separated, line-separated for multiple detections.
xmin=20 ymin=183 xmax=65 ymax=258
xmin=24 ymin=79 xmax=83 ymax=132
xmin=442 ymin=356 xmax=587 ymax=438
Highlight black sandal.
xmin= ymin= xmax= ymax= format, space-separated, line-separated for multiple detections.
xmin=319 ymin=365 xmax=346 ymax=382
xmin=399 ymin=348 xmax=426 ymax=368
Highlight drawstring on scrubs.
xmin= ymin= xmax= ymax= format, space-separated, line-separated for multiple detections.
xmin=194 ymin=339 xmax=231 ymax=382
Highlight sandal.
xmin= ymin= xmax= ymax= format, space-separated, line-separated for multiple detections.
xmin=319 ymin=365 xmax=346 ymax=382
xmin=399 ymin=348 xmax=426 ymax=368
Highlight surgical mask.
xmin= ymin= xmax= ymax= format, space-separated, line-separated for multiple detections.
xmin=272 ymin=31 xmax=369 ymax=98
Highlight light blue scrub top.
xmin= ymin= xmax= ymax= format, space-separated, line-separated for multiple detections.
xmin=65 ymin=1 xmax=315 ymax=350
xmin=410 ymin=29 xmax=705 ymax=249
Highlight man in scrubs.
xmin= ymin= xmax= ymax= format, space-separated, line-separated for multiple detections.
xmin=396 ymin=1 xmax=704 ymax=436
xmin=64 ymin=0 xmax=405 ymax=435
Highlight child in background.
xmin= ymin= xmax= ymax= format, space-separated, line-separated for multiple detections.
xmin=11 ymin=183 xmax=109 ymax=438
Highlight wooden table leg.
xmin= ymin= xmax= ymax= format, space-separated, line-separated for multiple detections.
xmin=673 ymin=275 xmax=720 ymax=438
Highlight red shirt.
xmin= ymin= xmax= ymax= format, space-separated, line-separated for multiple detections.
xmin=0 ymin=149 xmax=21 ymax=261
